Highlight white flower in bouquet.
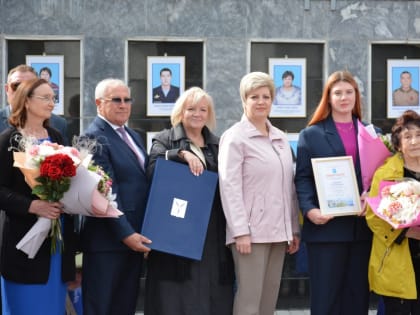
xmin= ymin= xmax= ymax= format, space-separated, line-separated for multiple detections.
xmin=377 ymin=180 xmax=420 ymax=226
xmin=13 ymin=136 xmax=123 ymax=258
xmin=24 ymin=139 xmax=82 ymax=169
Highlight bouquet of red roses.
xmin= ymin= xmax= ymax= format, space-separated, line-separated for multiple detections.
xmin=33 ymin=152 xmax=77 ymax=253
xmin=13 ymin=139 xmax=122 ymax=258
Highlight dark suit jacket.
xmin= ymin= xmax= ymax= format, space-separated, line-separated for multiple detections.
xmin=0 ymin=127 xmax=76 ymax=283
xmin=81 ymin=117 xmax=149 ymax=252
xmin=0 ymin=106 xmax=68 ymax=144
xmin=50 ymin=114 xmax=68 ymax=144
xmin=152 ymin=85 xmax=180 ymax=103
xmin=295 ymin=115 xmax=372 ymax=243
xmin=0 ymin=108 xmax=8 ymax=132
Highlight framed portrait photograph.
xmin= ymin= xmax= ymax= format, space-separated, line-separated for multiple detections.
xmin=26 ymin=55 xmax=64 ymax=115
xmin=147 ymin=56 xmax=185 ymax=116
xmin=269 ymin=58 xmax=306 ymax=118
xmin=311 ymin=156 xmax=362 ymax=216
xmin=387 ymin=59 xmax=420 ymax=118
xmin=286 ymin=133 xmax=299 ymax=158
xmin=146 ymin=131 xmax=159 ymax=154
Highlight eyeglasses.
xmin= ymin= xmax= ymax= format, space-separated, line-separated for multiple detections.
xmin=9 ymin=81 xmax=21 ymax=92
xmin=101 ymin=97 xmax=133 ymax=105
xmin=31 ymin=95 xmax=56 ymax=104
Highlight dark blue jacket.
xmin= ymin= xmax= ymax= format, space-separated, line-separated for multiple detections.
xmin=295 ymin=115 xmax=372 ymax=242
xmin=81 ymin=117 xmax=149 ymax=252
xmin=152 ymin=85 xmax=180 ymax=103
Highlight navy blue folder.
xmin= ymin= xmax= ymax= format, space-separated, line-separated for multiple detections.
xmin=141 ymin=158 xmax=218 ymax=260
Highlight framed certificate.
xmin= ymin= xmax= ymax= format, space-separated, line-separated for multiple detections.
xmin=311 ymin=156 xmax=362 ymax=216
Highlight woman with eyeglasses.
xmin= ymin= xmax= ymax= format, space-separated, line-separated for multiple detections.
xmin=1 ymin=64 xmax=68 ymax=144
xmin=144 ymin=87 xmax=234 ymax=315
xmin=0 ymin=78 xmax=77 ymax=315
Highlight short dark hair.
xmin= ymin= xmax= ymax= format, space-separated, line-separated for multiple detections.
xmin=39 ymin=66 xmax=52 ymax=77
xmin=282 ymin=70 xmax=294 ymax=80
xmin=400 ymin=71 xmax=412 ymax=78
xmin=391 ymin=109 xmax=420 ymax=151
xmin=160 ymin=68 xmax=172 ymax=76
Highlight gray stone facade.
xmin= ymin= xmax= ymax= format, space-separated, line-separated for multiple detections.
xmin=1 ymin=0 xmax=420 ymax=135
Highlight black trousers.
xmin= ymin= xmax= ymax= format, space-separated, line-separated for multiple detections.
xmin=383 ymin=296 xmax=420 ymax=315
xmin=82 ymin=251 xmax=143 ymax=315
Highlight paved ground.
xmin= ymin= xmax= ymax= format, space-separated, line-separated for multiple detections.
xmin=136 ymin=310 xmax=378 ymax=315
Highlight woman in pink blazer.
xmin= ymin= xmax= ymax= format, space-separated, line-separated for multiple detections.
xmin=218 ymin=71 xmax=300 ymax=315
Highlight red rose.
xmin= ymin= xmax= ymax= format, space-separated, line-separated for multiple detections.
xmin=40 ymin=154 xmax=76 ymax=180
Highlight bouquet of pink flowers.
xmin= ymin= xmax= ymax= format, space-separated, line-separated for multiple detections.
xmin=13 ymin=138 xmax=122 ymax=258
xmin=366 ymin=179 xmax=420 ymax=229
xmin=357 ymin=121 xmax=392 ymax=192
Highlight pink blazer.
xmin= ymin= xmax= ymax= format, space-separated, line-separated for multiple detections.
xmin=219 ymin=115 xmax=300 ymax=245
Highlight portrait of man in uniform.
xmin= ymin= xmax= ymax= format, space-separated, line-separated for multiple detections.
xmin=147 ymin=56 xmax=185 ymax=116
xmin=152 ymin=67 xmax=180 ymax=104
xmin=387 ymin=60 xmax=420 ymax=118
xmin=392 ymin=70 xmax=419 ymax=106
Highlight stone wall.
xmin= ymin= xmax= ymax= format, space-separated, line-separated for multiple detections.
xmin=1 ymin=0 xmax=419 ymax=134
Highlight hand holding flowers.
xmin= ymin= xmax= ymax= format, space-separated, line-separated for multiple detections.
xmin=32 ymin=151 xmax=77 ymax=252
xmin=13 ymin=137 xmax=122 ymax=258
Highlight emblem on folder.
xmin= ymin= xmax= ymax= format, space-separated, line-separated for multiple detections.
xmin=171 ymin=198 xmax=188 ymax=218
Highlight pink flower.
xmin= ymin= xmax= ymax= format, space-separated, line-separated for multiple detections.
xmin=29 ymin=146 xmax=39 ymax=156
xmin=387 ymin=201 xmax=403 ymax=215
xmin=69 ymin=148 xmax=80 ymax=157
xmin=381 ymin=186 xmax=391 ymax=197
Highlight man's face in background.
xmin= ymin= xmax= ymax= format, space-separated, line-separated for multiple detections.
xmin=5 ymin=71 xmax=37 ymax=106
xmin=160 ymin=70 xmax=172 ymax=88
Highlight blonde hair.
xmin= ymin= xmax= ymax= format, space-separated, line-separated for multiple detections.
xmin=239 ymin=72 xmax=275 ymax=108
xmin=170 ymin=87 xmax=216 ymax=130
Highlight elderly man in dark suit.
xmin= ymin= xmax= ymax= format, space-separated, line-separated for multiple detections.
xmin=1 ymin=65 xmax=68 ymax=142
xmin=81 ymin=78 xmax=151 ymax=315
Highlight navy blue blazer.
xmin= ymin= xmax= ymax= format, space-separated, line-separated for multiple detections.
xmin=152 ymin=85 xmax=180 ymax=103
xmin=81 ymin=117 xmax=149 ymax=252
xmin=0 ymin=107 xmax=8 ymax=132
xmin=50 ymin=114 xmax=68 ymax=144
xmin=295 ymin=115 xmax=372 ymax=242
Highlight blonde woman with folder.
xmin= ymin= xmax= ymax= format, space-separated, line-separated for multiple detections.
xmin=144 ymin=87 xmax=234 ymax=315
